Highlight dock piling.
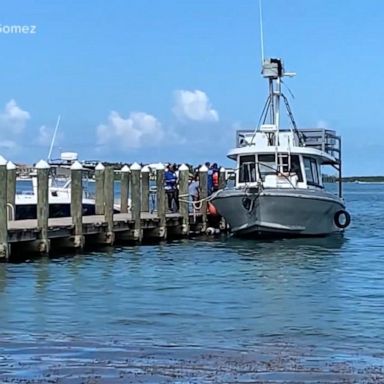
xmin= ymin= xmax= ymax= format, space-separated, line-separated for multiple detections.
xmin=36 ymin=160 xmax=50 ymax=253
xmin=6 ymin=161 xmax=16 ymax=220
xmin=70 ymin=161 xmax=84 ymax=248
xmin=155 ymin=163 xmax=167 ymax=239
xmin=95 ymin=162 xmax=105 ymax=215
xmin=102 ymin=166 xmax=115 ymax=245
xmin=178 ymin=164 xmax=190 ymax=236
xmin=129 ymin=162 xmax=142 ymax=241
xmin=0 ymin=155 xmax=9 ymax=260
xmin=141 ymin=165 xmax=150 ymax=212
xmin=120 ymin=165 xmax=130 ymax=213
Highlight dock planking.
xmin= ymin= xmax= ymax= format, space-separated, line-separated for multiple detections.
xmin=7 ymin=212 xmax=204 ymax=241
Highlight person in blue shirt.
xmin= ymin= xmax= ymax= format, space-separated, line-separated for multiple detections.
xmin=165 ymin=164 xmax=178 ymax=212
xmin=206 ymin=161 xmax=214 ymax=195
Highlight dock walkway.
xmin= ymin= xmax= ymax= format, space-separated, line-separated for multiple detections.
xmin=8 ymin=212 xmax=204 ymax=243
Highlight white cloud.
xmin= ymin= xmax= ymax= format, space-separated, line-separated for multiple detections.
xmin=0 ymin=99 xmax=30 ymax=134
xmin=172 ymin=90 xmax=219 ymax=122
xmin=0 ymin=100 xmax=30 ymax=157
xmin=36 ymin=125 xmax=51 ymax=146
xmin=35 ymin=123 xmax=64 ymax=150
xmin=96 ymin=111 xmax=165 ymax=149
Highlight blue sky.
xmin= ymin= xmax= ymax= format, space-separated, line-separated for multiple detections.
xmin=0 ymin=0 xmax=382 ymax=176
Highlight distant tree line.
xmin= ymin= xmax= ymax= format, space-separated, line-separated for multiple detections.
xmin=323 ymin=175 xmax=384 ymax=183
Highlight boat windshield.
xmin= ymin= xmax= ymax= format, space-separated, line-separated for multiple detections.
xmin=239 ymin=153 xmax=306 ymax=185
xmin=239 ymin=155 xmax=257 ymax=183
xmin=257 ymin=154 xmax=303 ymax=183
xmin=257 ymin=154 xmax=276 ymax=181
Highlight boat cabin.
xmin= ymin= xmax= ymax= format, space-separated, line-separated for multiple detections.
xmin=228 ymin=127 xmax=341 ymax=193
xmin=236 ymin=152 xmax=322 ymax=189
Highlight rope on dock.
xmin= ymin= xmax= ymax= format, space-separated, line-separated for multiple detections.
xmin=178 ymin=190 xmax=221 ymax=222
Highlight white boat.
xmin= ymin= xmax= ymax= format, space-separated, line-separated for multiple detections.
xmin=211 ymin=58 xmax=351 ymax=237
xmin=13 ymin=176 xmax=100 ymax=220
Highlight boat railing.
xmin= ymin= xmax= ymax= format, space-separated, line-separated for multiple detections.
xmin=236 ymin=128 xmax=341 ymax=161
xmin=236 ymin=130 xmax=257 ymax=147
xmin=299 ymin=129 xmax=341 ymax=161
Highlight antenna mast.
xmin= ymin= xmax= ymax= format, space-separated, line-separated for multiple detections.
xmin=259 ymin=0 xmax=265 ymax=63
xmin=47 ymin=114 xmax=61 ymax=162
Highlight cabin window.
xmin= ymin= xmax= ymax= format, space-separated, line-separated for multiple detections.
xmin=290 ymin=155 xmax=303 ymax=182
xmin=311 ymin=160 xmax=319 ymax=184
xmin=239 ymin=155 xmax=256 ymax=183
xmin=257 ymin=154 xmax=276 ymax=180
xmin=303 ymin=156 xmax=321 ymax=186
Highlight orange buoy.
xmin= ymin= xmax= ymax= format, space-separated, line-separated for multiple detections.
xmin=208 ymin=202 xmax=217 ymax=215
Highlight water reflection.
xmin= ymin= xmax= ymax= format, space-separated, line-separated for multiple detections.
xmin=34 ymin=256 xmax=50 ymax=295
xmin=0 ymin=264 xmax=7 ymax=294
xmin=202 ymin=237 xmax=346 ymax=346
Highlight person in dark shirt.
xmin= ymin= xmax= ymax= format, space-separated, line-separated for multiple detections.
xmin=165 ymin=164 xmax=178 ymax=212
xmin=206 ymin=161 xmax=214 ymax=195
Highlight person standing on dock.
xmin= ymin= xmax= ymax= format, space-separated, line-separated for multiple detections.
xmin=212 ymin=163 xmax=219 ymax=192
xmin=165 ymin=164 xmax=178 ymax=212
xmin=206 ymin=162 xmax=214 ymax=195
xmin=188 ymin=174 xmax=199 ymax=212
xmin=206 ymin=162 xmax=220 ymax=195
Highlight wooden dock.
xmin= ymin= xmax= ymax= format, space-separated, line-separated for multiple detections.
xmin=0 ymin=158 xmax=226 ymax=260
xmin=8 ymin=212 xmax=208 ymax=251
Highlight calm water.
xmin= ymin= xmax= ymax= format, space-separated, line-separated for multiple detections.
xmin=1 ymin=183 xmax=384 ymax=382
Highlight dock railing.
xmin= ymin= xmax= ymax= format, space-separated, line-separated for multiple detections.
xmin=299 ymin=128 xmax=341 ymax=162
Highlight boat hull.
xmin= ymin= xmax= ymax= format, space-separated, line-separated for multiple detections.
xmin=211 ymin=188 xmax=346 ymax=237
xmin=14 ymin=202 xmax=97 ymax=220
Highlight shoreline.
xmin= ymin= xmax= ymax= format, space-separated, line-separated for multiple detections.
xmin=1 ymin=338 xmax=383 ymax=383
